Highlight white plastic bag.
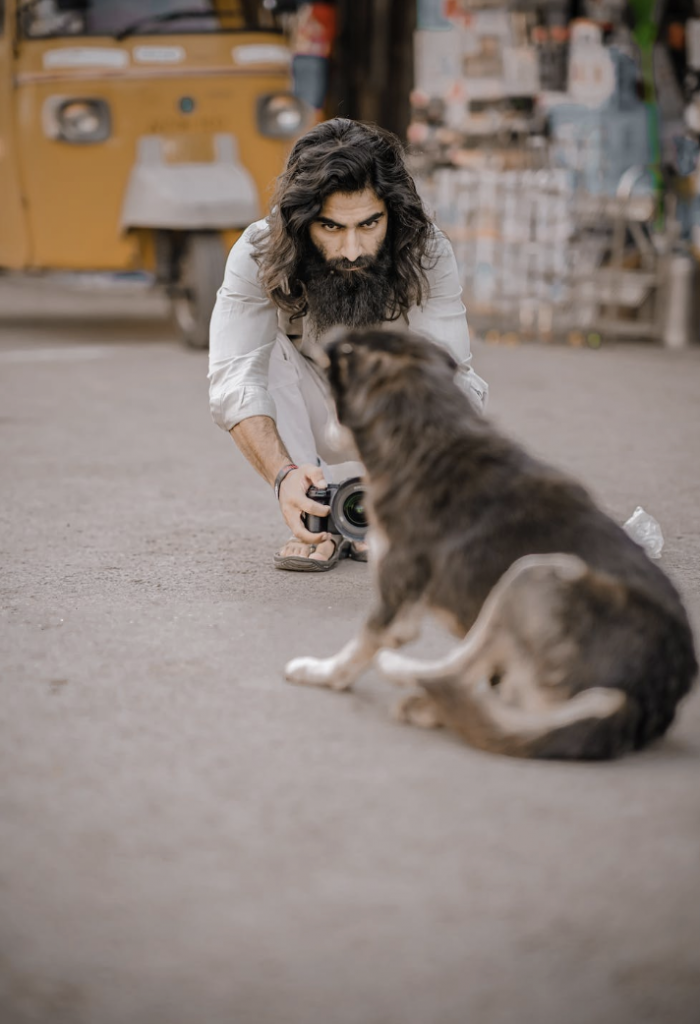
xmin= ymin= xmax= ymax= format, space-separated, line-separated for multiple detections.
xmin=623 ymin=506 xmax=664 ymax=560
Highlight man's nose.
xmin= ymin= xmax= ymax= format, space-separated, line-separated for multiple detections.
xmin=340 ymin=231 xmax=361 ymax=262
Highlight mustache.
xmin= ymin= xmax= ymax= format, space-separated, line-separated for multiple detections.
xmin=302 ymin=236 xmax=392 ymax=277
xmin=325 ymin=255 xmax=376 ymax=274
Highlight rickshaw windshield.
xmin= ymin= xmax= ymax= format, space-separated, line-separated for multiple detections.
xmin=17 ymin=1 xmax=282 ymax=39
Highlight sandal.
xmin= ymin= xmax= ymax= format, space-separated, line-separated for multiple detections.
xmin=273 ymin=535 xmax=349 ymax=572
xmin=347 ymin=541 xmax=368 ymax=563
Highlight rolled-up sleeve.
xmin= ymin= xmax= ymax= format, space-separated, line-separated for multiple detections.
xmin=408 ymin=228 xmax=489 ymax=410
xmin=208 ymin=222 xmax=280 ymax=431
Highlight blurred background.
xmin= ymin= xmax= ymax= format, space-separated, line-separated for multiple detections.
xmin=2 ymin=8 xmax=700 ymax=1023
xmin=2 ymin=0 xmax=700 ymax=349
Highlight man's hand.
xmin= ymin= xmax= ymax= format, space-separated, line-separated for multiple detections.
xmin=229 ymin=416 xmax=332 ymax=544
xmin=278 ymin=463 xmax=331 ymax=543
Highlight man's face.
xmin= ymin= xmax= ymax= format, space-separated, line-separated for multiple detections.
xmin=308 ymin=188 xmax=388 ymax=265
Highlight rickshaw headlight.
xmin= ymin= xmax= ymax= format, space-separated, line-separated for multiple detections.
xmin=257 ymin=94 xmax=307 ymax=139
xmin=54 ymin=99 xmax=111 ymax=143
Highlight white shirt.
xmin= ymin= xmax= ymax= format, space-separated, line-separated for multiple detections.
xmin=208 ymin=219 xmax=487 ymax=431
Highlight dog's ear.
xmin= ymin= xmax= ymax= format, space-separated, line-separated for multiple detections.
xmin=323 ymin=328 xmax=358 ymax=399
xmin=442 ymin=348 xmax=459 ymax=373
xmin=425 ymin=340 xmax=458 ymax=375
xmin=323 ymin=327 xmax=355 ymax=365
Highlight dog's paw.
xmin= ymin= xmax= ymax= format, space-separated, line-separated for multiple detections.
xmin=284 ymin=656 xmax=352 ymax=691
xmin=376 ymin=650 xmax=419 ymax=685
xmin=393 ymin=693 xmax=443 ymax=730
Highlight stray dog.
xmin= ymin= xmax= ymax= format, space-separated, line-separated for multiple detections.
xmin=285 ymin=329 xmax=697 ymax=759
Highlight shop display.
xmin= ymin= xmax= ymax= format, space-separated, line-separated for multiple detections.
xmin=410 ymin=0 xmax=700 ymax=344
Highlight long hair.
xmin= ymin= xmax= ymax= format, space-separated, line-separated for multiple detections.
xmin=252 ymin=118 xmax=435 ymax=322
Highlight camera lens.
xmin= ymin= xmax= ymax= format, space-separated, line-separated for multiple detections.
xmin=330 ymin=477 xmax=367 ymax=543
xmin=343 ymin=491 xmax=367 ymax=529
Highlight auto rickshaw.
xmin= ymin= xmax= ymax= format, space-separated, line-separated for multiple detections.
xmin=0 ymin=0 xmax=312 ymax=347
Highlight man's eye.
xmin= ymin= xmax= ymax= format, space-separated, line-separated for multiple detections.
xmin=322 ymin=223 xmax=340 ymax=231
xmin=363 ymin=221 xmax=379 ymax=229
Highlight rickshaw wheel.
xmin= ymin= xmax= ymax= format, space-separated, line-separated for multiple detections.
xmin=171 ymin=232 xmax=226 ymax=350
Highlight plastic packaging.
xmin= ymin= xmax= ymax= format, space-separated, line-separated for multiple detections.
xmin=623 ymin=506 xmax=664 ymax=560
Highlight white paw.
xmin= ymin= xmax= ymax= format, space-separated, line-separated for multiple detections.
xmin=284 ymin=656 xmax=351 ymax=691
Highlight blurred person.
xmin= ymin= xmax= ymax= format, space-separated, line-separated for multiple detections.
xmin=208 ymin=117 xmax=488 ymax=571
xmin=291 ymin=2 xmax=337 ymax=111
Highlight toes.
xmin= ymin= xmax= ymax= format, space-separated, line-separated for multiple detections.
xmin=309 ymin=540 xmax=334 ymax=562
xmin=278 ymin=541 xmax=312 ymax=558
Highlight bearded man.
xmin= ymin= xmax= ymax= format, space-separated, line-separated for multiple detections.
xmin=208 ymin=117 xmax=487 ymax=571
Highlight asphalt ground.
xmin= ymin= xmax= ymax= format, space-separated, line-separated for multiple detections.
xmin=1 ymin=273 xmax=699 ymax=1024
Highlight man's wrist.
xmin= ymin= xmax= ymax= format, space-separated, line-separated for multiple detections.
xmin=273 ymin=463 xmax=298 ymax=500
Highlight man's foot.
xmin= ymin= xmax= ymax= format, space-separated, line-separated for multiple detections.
xmin=348 ymin=540 xmax=368 ymax=563
xmin=274 ymin=535 xmax=348 ymax=572
xmin=278 ymin=536 xmax=338 ymax=561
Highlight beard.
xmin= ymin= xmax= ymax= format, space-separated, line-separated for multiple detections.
xmin=301 ymin=237 xmax=394 ymax=335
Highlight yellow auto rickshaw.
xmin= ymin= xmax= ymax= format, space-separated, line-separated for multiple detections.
xmin=0 ymin=0 xmax=313 ymax=347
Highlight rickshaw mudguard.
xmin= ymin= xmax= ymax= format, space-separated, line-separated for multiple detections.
xmin=120 ymin=133 xmax=261 ymax=231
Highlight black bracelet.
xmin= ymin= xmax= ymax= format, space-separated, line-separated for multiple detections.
xmin=274 ymin=463 xmax=298 ymax=501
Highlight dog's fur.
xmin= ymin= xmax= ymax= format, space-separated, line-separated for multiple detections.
xmin=285 ymin=329 xmax=697 ymax=759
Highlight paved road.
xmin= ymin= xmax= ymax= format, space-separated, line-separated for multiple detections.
xmin=1 ymin=274 xmax=699 ymax=1024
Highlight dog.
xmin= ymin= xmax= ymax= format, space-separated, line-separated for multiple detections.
xmin=285 ymin=329 xmax=697 ymax=759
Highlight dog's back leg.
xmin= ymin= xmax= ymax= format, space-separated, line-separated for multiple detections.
xmin=380 ymin=554 xmax=630 ymax=758
xmin=376 ymin=553 xmax=581 ymax=687
xmin=379 ymin=557 xmax=547 ymax=733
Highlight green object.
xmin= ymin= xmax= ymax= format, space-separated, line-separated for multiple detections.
xmin=627 ymin=0 xmax=663 ymax=199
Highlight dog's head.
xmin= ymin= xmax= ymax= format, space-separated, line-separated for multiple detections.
xmin=323 ymin=328 xmax=459 ymax=432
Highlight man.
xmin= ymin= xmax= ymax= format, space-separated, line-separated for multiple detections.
xmin=209 ymin=117 xmax=487 ymax=571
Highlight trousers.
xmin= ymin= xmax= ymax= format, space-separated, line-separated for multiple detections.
xmin=267 ymin=332 xmax=363 ymax=483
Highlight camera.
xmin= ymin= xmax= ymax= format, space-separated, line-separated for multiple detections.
xmin=303 ymin=477 xmax=368 ymax=543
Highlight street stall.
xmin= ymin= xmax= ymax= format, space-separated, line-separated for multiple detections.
xmin=407 ymin=0 xmax=700 ymax=346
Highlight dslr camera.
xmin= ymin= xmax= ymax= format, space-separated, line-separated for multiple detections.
xmin=303 ymin=477 xmax=368 ymax=543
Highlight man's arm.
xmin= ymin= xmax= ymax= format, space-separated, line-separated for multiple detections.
xmin=209 ymin=227 xmax=331 ymax=541
xmin=408 ymin=228 xmax=489 ymax=409
xmin=230 ymin=416 xmax=331 ymax=543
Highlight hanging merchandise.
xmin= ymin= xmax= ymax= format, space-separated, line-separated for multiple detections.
xmin=407 ymin=0 xmax=697 ymax=345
